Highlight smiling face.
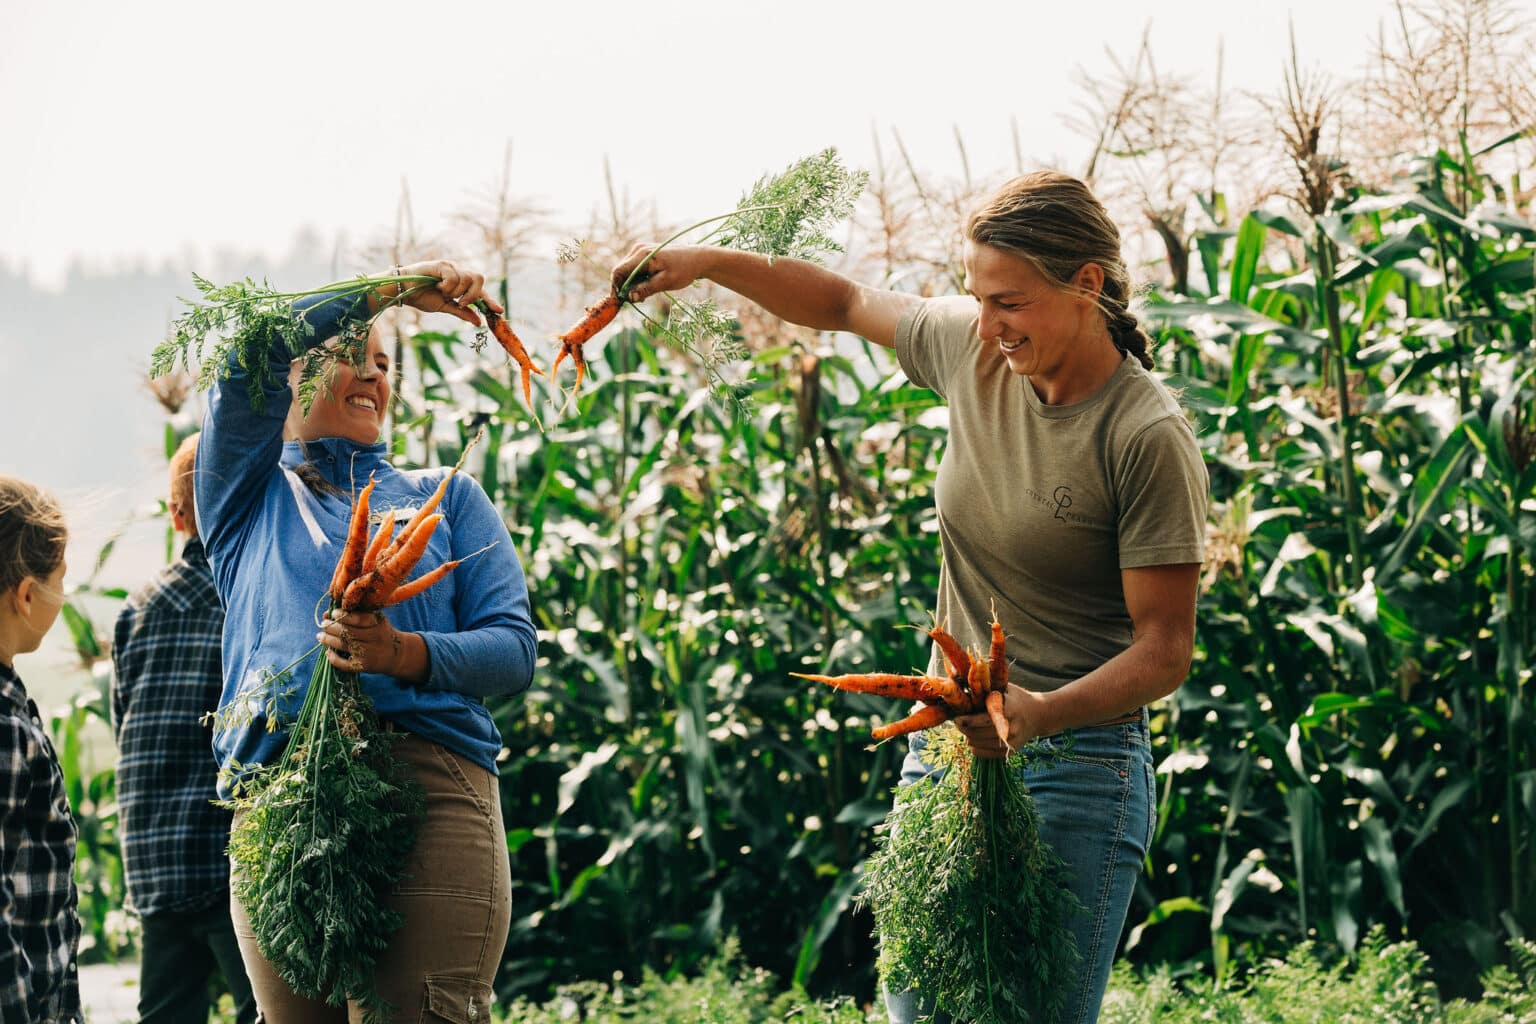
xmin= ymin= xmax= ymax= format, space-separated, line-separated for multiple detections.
xmin=963 ymin=239 xmax=1106 ymax=379
xmin=285 ymin=326 xmax=392 ymax=444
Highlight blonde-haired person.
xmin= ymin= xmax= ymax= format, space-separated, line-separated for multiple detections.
xmin=611 ymin=171 xmax=1208 ymax=1024
xmin=111 ymin=433 xmax=256 ymax=1024
xmin=0 ymin=476 xmax=82 ymax=1022
xmin=196 ymin=261 xmax=537 ymax=1022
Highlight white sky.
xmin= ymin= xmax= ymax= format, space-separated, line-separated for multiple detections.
xmin=0 ymin=0 xmax=1437 ymax=287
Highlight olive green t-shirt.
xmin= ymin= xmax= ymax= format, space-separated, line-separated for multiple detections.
xmin=896 ymin=296 xmax=1209 ymax=691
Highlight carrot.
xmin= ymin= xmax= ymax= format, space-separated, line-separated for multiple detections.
xmin=481 ymin=307 xmax=545 ymax=411
xmin=985 ymin=691 xmax=1010 ymax=749
xmin=965 ymin=658 xmax=992 ymax=712
xmin=988 ymin=607 xmax=1008 ymax=693
xmin=790 ymin=672 xmax=944 ymax=702
xmin=929 ymin=625 xmax=972 ymax=682
xmin=558 ymin=292 xmax=621 ymax=347
xmin=382 ymin=558 xmax=462 ymax=606
xmin=361 ymin=514 xmax=395 ymax=575
xmin=872 ymin=704 xmax=952 ymax=741
xmin=380 ymin=471 xmax=455 ymax=567
xmin=342 ymin=515 xmax=443 ymax=611
xmin=551 ymin=339 xmax=588 ymax=397
xmin=329 ymin=476 xmax=376 ymax=603
xmin=921 ymin=673 xmax=970 ymax=710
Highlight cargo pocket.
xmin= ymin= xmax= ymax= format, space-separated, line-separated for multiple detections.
xmin=420 ymin=975 xmax=494 ymax=1023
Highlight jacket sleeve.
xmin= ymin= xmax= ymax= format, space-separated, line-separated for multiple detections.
xmin=415 ymin=473 xmax=537 ymax=698
xmin=195 ymin=292 xmax=366 ymax=582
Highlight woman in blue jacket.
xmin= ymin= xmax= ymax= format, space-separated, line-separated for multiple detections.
xmin=195 ymin=261 xmax=537 ymax=1023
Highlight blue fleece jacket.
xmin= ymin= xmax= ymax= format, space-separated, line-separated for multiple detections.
xmin=195 ymin=292 xmax=537 ymax=798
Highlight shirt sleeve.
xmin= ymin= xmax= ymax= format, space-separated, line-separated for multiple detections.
xmin=1114 ymin=414 xmax=1210 ymax=569
xmin=894 ymin=296 xmax=978 ymax=400
xmin=196 ymin=292 xmax=366 ymax=577
xmin=415 ymin=473 xmax=538 ymax=698
xmin=0 ymin=718 xmax=39 ymax=1023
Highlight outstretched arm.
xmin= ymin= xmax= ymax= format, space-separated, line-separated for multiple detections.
xmin=612 ymin=243 xmax=918 ymax=349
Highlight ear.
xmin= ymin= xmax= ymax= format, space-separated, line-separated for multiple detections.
xmin=1073 ymin=262 xmax=1105 ymax=303
xmin=170 ymin=501 xmax=189 ymax=533
xmin=11 ymin=577 xmax=35 ymax=617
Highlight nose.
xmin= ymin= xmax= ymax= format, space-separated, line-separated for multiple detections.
xmin=977 ymin=304 xmax=1002 ymax=342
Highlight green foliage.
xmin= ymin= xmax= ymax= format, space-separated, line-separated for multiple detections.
xmin=495 ymin=937 xmax=877 ymax=1023
xmin=862 ymin=730 xmax=1081 ymax=1024
xmin=709 ymin=148 xmax=869 ymax=263
xmin=223 ymin=655 xmax=424 ymax=1024
xmin=150 ymin=273 xmax=431 ymax=412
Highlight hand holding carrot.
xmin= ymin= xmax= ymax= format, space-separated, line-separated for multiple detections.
xmin=611 ymin=243 xmax=711 ymax=303
xmin=371 ymin=260 xmax=502 ymax=326
xmin=318 ymin=609 xmax=427 ymax=681
xmin=952 ymin=683 xmax=1046 ymax=759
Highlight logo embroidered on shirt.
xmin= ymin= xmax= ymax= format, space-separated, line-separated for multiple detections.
xmin=1051 ymin=486 xmax=1074 ymax=522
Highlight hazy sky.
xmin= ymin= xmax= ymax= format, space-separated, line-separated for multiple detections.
xmin=1 ymin=0 xmax=1429 ymax=288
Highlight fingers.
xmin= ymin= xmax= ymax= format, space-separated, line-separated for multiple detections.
xmin=611 ymin=243 xmax=662 ymax=302
xmin=395 ymin=260 xmax=492 ymax=325
xmin=953 ymin=712 xmax=1008 ymax=759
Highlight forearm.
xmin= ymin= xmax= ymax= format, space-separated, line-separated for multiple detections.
xmin=1031 ymin=632 xmax=1191 ymax=737
xmin=692 ymin=248 xmax=864 ymax=333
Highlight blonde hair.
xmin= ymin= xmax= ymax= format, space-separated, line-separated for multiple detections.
xmin=0 ymin=476 xmax=68 ymax=595
xmin=168 ymin=433 xmax=200 ymax=539
xmin=965 ymin=171 xmax=1154 ymax=370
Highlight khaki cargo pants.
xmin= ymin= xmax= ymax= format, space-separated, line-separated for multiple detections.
xmin=231 ymin=733 xmax=513 ymax=1023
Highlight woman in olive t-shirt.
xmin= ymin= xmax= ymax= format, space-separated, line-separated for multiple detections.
xmin=610 ymin=171 xmax=1209 ymax=1024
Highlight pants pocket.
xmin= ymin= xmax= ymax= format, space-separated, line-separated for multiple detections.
xmin=419 ymin=975 xmax=494 ymax=1023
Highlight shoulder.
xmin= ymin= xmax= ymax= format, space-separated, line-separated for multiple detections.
xmin=899 ymin=296 xmax=978 ymax=338
xmin=124 ymin=554 xmax=220 ymax=619
xmin=1104 ymin=362 xmax=1198 ymax=442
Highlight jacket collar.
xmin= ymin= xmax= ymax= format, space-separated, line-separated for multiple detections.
xmin=280 ymin=437 xmax=390 ymax=488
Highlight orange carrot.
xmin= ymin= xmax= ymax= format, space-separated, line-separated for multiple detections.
xmin=343 ymin=515 xmax=443 ymax=611
xmin=361 ymin=514 xmax=395 ymax=575
xmin=482 ymin=307 xmax=545 ymax=410
xmin=329 ymin=476 xmax=376 ymax=603
xmin=921 ymin=673 xmax=970 ymax=709
xmin=965 ymin=658 xmax=992 ymax=712
xmin=872 ymin=704 xmax=951 ymax=741
xmin=985 ymin=690 xmax=1010 ymax=748
xmin=988 ymin=605 xmax=1008 ymax=692
xmin=380 ymin=471 xmax=454 ymax=567
xmin=383 ymin=558 xmax=462 ymax=606
xmin=558 ymin=292 xmax=621 ymax=347
xmin=790 ymin=672 xmax=945 ymax=702
xmin=929 ymin=625 xmax=972 ymax=682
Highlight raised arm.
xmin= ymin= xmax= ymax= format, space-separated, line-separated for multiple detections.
xmin=611 ymin=244 xmax=918 ymax=349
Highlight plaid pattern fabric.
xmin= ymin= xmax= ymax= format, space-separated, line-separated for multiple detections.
xmin=110 ymin=538 xmax=233 ymax=916
xmin=0 ymin=661 xmax=82 ymax=1023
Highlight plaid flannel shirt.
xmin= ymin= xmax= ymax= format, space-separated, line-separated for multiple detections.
xmin=110 ymin=538 xmax=233 ymax=916
xmin=0 ymin=660 xmax=82 ymax=1024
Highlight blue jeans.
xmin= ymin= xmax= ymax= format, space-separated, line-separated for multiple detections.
xmin=883 ymin=713 xmax=1155 ymax=1024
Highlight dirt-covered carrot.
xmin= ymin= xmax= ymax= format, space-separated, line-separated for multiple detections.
xmin=921 ymin=673 xmax=970 ymax=710
xmin=559 ymin=292 xmax=621 ymax=347
xmin=383 ymin=558 xmax=462 ymax=606
xmin=872 ymin=704 xmax=951 ymax=741
xmin=329 ymin=476 xmax=376 ymax=603
xmin=551 ymin=291 xmax=620 ymax=401
xmin=479 ymin=306 xmax=545 ymax=411
xmin=790 ymin=672 xmax=945 ymax=702
xmin=929 ymin=624 xmax=972 ymax=682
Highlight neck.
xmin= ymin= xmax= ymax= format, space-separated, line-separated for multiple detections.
xmin=1029 ymin=334 xmax=1124 ymax=406
xmin=0 ymin=625 xmax=18 ymax=669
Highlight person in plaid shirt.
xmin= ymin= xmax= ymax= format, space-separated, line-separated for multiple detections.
xmin=111 ymin=435 xmax=254 ymax=1024
xmin=0 ymin=475 xmax=82 ymax=1024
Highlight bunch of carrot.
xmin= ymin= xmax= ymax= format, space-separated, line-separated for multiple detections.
xmin=792 ymin=613 xmax=1012 ymax=746
xmin=474 ymin=292 xmax=622 ymax=411
xmin=327 ymin=468 xmax=466 ymax=612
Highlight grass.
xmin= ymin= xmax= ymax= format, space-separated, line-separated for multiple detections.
xmin=489 ymin=930 xmax=1536 ymax=1024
